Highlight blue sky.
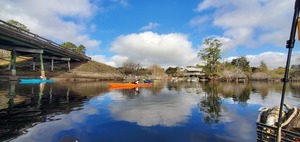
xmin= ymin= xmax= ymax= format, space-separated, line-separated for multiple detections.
xmin=0 ymin=0 xmax=299 ymax=68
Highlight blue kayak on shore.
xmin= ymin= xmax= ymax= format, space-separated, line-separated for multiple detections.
xmin=19 ymin=79 xmax=54 ymax=84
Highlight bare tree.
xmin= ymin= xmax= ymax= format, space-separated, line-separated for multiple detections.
xmin=148 ymin=64 xmax=165 ymax=75
xmin=121 ymin=60 xmax=140 ymax=75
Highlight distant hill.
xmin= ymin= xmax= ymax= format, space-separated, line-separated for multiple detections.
xmin=52 ymin=60 xmax=123 ymax=80
xmin=74 ymin=60 xmax=119 ymax=73
xmin=63 ymin=60 xmax=123 ymax=80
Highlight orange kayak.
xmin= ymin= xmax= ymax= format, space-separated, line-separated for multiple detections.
xmin=108 ymin=83 xmax=153 ymax=88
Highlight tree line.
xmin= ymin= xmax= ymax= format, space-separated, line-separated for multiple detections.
xmin=118 ymin=60 xmax=165 ymax=77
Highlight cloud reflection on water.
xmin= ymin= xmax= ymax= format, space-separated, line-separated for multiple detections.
xmin=12 ymin=105 xmax=98 ymax=142
xmin=108 ymin=89 xmax=200 ymax=127
xmin=218 ymin=103 xmax=256 ymax=141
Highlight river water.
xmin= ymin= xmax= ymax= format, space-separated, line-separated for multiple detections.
xmin=0 ymin=81 xmax=299 ymax=142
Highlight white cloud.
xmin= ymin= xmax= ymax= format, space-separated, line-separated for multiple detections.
xmin=110 ymin=55 xmax=128 ymax=66
xmin=109 ymin=31 xmax=198 ymax=67
xmin=189 ymin=16 xmax=210 ymax=28
xmin=224 ymin=51 xmax=300 ymax=69
xmin=195 ymin=0 xmax=228 ymax=11
xmin=140 ymin=22 xmax=160 ymax=31
xmin=195 ymin=0 xmax=293 ymax=50
xmin=198 ymin=35 xmax=237 ymax=52
xmin=0 ymin=0 xmax=101 ymax=51
xmin=92 ymin=55 xmax=108 ymax=63
xmin=91 ymin=55 xmax=128 ymax=67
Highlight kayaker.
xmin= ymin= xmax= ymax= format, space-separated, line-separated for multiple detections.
xmin=132 ymin=76 xmax=139 ymax=84
xmin=133 ymin=79 xmax=139 ymax=84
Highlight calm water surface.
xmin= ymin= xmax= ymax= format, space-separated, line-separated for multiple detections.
xmin=0 ymin=81 xmax=300 ymax=142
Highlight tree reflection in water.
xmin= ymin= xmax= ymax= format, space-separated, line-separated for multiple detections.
xmin=290 ymin=82 xmax=300 ymax=98
xmin=251 ymin=82 xmax=270 ymax=99
xmin=219 ymin=82 xmax=251 ymax=107
xmin=198 ymin=82 xmax=253 ymax=125
xmin=198 ymin=82 xmax=222 ymax=125
xmin=197 ymin=81 xmax=300 ymax=125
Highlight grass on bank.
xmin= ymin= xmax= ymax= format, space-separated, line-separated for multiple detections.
xmin=60 ymin=60 xmax=123 ymax=80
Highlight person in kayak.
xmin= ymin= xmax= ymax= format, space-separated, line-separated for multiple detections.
xmin=132 ymin=76 xmax=139 ymax=84
xmin=133 ymin=79 xmax=139 ymax=84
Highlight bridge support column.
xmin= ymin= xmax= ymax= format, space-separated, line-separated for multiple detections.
xmin=7 ymin=59 xmax=11 ymax=70
xmin=39 ymin=53 xmax=46 ymax=79
xmin=68 ymin=60 xmax=70 ymax=71
xmin=11 ymin=50 xmax=16 ymax=76
xmin=32 ymin=57 xmax=36 ymax=70
xmin=51 ymin=58 xmax=54 ymax=71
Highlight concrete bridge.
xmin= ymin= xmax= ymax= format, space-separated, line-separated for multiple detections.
xmin=0 ymin=19 xmax=90 ymax=80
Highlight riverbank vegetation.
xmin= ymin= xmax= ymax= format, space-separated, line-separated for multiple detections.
xmin=163 ymin=38 xmax=300 ymax=82
xmin=0 ymin=47 xmax=299 ymax=82
xmin=193 ymin=37 xmax=300 ymax=82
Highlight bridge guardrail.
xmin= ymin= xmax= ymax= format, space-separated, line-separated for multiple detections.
xmin=0 ymin=19 xmax=91 ymax=61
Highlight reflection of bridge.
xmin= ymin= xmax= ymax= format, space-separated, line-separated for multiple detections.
xmin=0 ymin=19 xmax=90 ymax=80
xmin=0 ymin=82 xmax=88 ymax=141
